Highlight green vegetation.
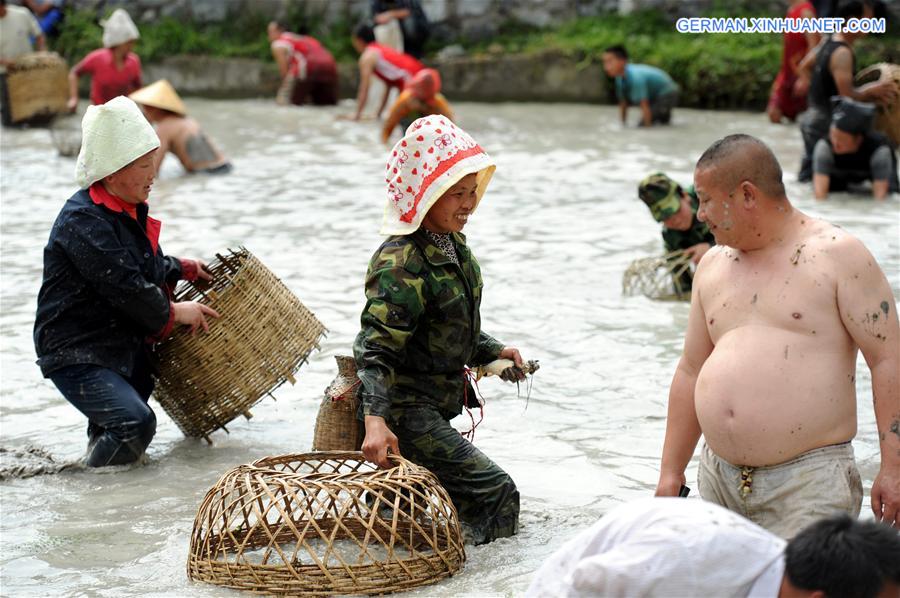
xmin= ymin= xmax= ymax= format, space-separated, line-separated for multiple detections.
xmin=463 ymin=11 xmax=898 ymax=109
xmin=50 ymin=8 xmax=897 ymax=110
xmin=51 ymin=8 xmax=358 ymax=66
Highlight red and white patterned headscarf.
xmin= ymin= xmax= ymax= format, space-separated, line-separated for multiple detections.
xmin=381 ymin=116 xmax=495 ymax=235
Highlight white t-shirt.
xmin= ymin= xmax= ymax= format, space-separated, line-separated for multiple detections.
xmin=526 ymin=498 xmax=786 ymax=598
xmin=0 ymin=5 xmax=41 ymax=73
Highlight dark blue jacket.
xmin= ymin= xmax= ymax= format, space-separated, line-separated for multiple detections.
xmin=34 ymin=189 xmax=182 ymax=378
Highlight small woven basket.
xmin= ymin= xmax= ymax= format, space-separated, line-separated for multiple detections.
xmin=622 ymin=250 xmax=692 ymax=301
xmin=188 ymin=452 xmax=466 ymax=596
xmin=312 ymin=356 xmax=362 ymax=451
xmin=153 ymin=248 xmax=326 ymax=442
xmin=855 ymin=63 xmax=900 ymax=146
xmin=4 ymin=52 xmax=68 ymax=124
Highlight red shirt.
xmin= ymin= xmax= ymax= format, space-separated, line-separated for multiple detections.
xmin=369 ymin=43 xmax=424 ymax=89
xmin=88 ymin=182 xmax=160 ymax=253
xmin=780 ymin=2 xmax=816 ymax=76
xmin=273 ymin=33 xmax=336 ymax=78
xmin=74 ymin=48 xmax=142 ymax=105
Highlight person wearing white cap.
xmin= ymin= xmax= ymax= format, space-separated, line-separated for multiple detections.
xmin=526 ymin=498 xmax=900 ymax=598
xmin=34 ymin=96 xmax=218 ymax=468
xmin=353 ymin=116 xmax=528 ymax=545
xmin=129 ymin=79 xmax=231 ymax=175
xmin=66 ymin=8 xmax=141 ymax=113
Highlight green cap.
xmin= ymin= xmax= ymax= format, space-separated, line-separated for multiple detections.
xmin=638 ymin=172 xmax=682 ymax=222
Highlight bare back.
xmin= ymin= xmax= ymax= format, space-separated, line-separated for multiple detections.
xmin=693 ymin=213 xmax=860 ymax=466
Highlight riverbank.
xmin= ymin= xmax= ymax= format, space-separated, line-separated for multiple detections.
xmin=51 ymin=10 xmax=900 ymax=108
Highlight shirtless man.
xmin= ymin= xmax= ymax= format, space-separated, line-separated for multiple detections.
xmin=655 ymin=134 xmax=899 ymax=539
xmin=129 ymin=79 xmax=231 ymax=175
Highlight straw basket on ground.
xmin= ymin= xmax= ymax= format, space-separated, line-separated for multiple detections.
xmin=855 ymin=63 xmax=900 ymax=146
xmin=1 ymin=52 xmax=68 ymax=125
xmin=188 ymin=452 xmax=466 ymax=596
xmin=622 ymin=250 xmax=692 ymax=301
xmin=153 ymin=248 xmax=326 ymax=442
xmin=312 ymin=355 xmax=362 ymax=451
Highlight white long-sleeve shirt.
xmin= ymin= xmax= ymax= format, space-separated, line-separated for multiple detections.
xmin=526 ymin=498 xmax=786 ymax=598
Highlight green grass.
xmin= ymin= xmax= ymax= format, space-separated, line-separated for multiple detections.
xmin=461 ymin=11 xmax=898 ymax=109
xmin=51 ymin=8 xmax=897 ymax=110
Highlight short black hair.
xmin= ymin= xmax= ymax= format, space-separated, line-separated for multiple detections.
xmin=837 ymin=0 xmax=867 ymax=19
xmin=695 ymin=134 xmax=786 ymax=199
xmin=353 ymin=21 xmax=375 ymax=43
xmin=785 ymin=514 xmax=900 ymax=598
xmin=603 ymin=45 xmax=628 ymax=60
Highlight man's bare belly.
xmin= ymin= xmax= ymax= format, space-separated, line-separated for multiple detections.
xmin=695 ymin=326 xmax=858 ymax=466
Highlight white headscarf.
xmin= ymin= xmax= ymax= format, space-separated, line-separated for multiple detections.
xmin=381 ymin=116 xmax=495 ymax=236
xmin=74 ymin=96 xmax=160 ymax=189
xmin=101 ymin=9 xmax=140 ymax=49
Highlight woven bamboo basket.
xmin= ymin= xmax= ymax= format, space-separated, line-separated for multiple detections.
xmin=312 ymin=356 xmax=362 ymax=451
xmin=855 ymin=63 xmax=900 ymax=146
xmin=622 ymin=250 xmax=692 ymax=301
xmin=49 ymin=115 xmax=82 ymax=157
xmin=153 ymin=248 xmax=326 ymax=442
xmin=4 ymin=52 xmax=68 ymax=124
xmin=188 ymin=452 xmax=466 ymax=596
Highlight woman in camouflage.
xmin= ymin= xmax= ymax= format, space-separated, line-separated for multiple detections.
xmin=354 ymin=116 xmax=525 ymax=545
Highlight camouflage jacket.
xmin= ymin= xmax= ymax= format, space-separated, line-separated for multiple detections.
xmin=353 ymin=229 xmax=505 ymax=420
xmin=661 ymin=186 xmax=716 ymax=253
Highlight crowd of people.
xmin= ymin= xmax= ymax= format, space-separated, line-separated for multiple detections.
xmin=3 ymin=0 xmax=899 ymax=595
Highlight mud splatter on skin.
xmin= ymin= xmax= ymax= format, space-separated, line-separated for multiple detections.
xmin=891 ymin=420 xmax=900 ymax=441
xmin=709 ymin=318 xmax=715 ymax=326
xmin=881 ymin=301 xmax=890 ymax=316
xmin=847 ymin=374 xmax=855 ymax=383
xmin=783 ymin=346 xmax=789 ymax=359
xmin=790 ymin=244 xmax=806 ymax=266
xmin=751 ymin=293 xmax=758 ymax=305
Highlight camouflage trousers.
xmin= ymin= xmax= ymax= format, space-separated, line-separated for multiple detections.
xmin=393 ymin=405 xmax=519 ymax=545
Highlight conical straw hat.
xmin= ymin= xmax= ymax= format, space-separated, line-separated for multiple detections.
xmin=129 ymin=79 xmax=187 ymax=116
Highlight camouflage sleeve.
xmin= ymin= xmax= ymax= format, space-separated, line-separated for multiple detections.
xmin=472 ymin=331 xmax=505 ymax=366
xmin=353 ymin=263 xmax=426 ymax=419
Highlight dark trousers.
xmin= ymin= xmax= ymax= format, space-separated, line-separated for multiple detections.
xmin=49 ymin=357 xmax=157 ymax=467
xmin=394 ymin=406 xmax=519 ymax=545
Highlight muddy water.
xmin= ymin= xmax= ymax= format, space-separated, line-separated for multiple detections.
xmin=1 ymin=100 xmax=897 ymax=596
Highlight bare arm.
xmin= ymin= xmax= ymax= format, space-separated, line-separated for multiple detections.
xmin=813 ymin=173 xmax=830 ymax=200
xmin=271 ymin=45 xmax=290 ymax=79
xmin=354 ymin=50 xmax=377 ymax=120
xmin=67 ymin=67 xmax=80 ymax=112
xmin=35 ymin=34 xmax=46 ymax=52
xmin=836 ymin=236 xmax=900 ymax=527
xmin=376 ymin=84 xmax=391 ymax=119
xmin=656 ymin=251 xmax=716 ymax=495
xmin=639 ymin=99 xmax=652 ymax=127
xmin=831 ymin=47 xmax=897 ymax=104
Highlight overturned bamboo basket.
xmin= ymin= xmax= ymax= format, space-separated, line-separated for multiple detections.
xmin=154 ymin=247 xmax=326 ymax=442
xmin=312 ymin=355 xmax=362 ymax=452
xmin=855 ymin=63 xmax=900 ymax=146
xmin=188 ymin=452 xmax=466 ymax=596
xmin=3 ymin=52 xmax=68 ymax=125
xmin=622 ymin=250 xmax=692 ymax=301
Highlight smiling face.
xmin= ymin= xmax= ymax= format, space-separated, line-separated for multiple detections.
xmin=694 ymin=166 xmax=741 ymax=245
xmin=421 ymin=173 xmax=478 ymax=234
xmin=102 ymin=149 xmax=158 ymax=204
